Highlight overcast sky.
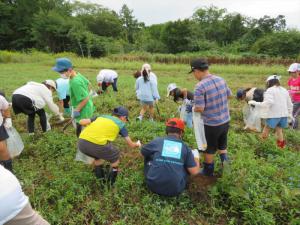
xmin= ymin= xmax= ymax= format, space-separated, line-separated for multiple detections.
xmin=82 ymin=0 xmax=300 ymax=29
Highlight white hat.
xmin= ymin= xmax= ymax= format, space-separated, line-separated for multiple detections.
xmin=167 ymin=83 xmax=177 ymax=97
xmin=142 ymin=63 xmax=151 ymax=71
xmin=45 ymin=80 xmax=57 ymax=90
xmin=266 ymin=75 xmax=281 ymax=82
xmin=287 ymin=63 xmax=299 ymax=72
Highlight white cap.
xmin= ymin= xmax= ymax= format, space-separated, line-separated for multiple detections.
xmin=142 ymin=63 xmax=151 ymax=71
xmin=166 ymin=83 xmax=177 ymax=97
xmin=45 ymin=80 xmax=57 ymax=90
xmin=287 ymin=63 xmax=299 ymax=72
xmin=266 ymin=75 xmax=281 ymax=82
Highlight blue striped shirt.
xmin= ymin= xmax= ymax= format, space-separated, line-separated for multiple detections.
xmin=194 ymin=74 xmax=231 ymax=126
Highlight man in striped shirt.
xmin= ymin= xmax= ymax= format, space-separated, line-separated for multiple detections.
xmin=190 ymin=59 xmax=232 ymax=176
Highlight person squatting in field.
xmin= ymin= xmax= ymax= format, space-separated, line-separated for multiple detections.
xmin=56 ymin=77 xmax=71 ymax=117
xmin=141 ymin=118 xmax=200 ymax=197
xmin=77 ymin=106 xmax=141 ymax=185
xmin=0 ymin=165 xmax=50 ymax=225
xmin=191 ymin=59 xmax=232 ymax=176
xmin=287 ymin=63 xmax=300 ymax=129
xmin=52 ymin=58 xmax=95 ymax=137
xmin=166 ymin=83 xmax=194 ymax=128
xmin=96 ymin=69 xmax=119 ymax=94
xmin=12 ymin=80 xmax=64 ymax=134
xmin=248 ymin=75 xmax=293 ymax=148
xmin=135 ymin=66 xmax=160 ymax=122
xmin=236 ymin=87 xmax=265 ymax=131
xmin=0 ymin=91 xmax=13 ymax=172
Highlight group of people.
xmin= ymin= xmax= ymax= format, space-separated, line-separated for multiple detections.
xmin=1 ymin=57 xmax=299 ymax=224
xmin=237 ymin=62 xmax=300 ymax=148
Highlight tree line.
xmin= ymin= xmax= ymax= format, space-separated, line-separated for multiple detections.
xmin=1 ymin=0 xmax=300 ymax=58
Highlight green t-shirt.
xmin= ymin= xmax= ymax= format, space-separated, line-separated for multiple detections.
xmin=69 ymin=73 xmax=95 ymax=122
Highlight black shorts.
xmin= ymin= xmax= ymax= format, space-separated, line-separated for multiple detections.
xmin=0 ymin=124 xmax=9 ymax=141
xmin=204 ymin=122 xmax=229 ymax=154
xmin=78 ymin=139 xmax=119 ymax=163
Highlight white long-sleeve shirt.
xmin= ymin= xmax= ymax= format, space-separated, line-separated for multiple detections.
xmin=0 ymin=165 xmax=29 ymax=224
xmin=0 ymin=95 xmax=9 ymax=125
xmin=255 ymin=86 xmax=293 ymax=118
xmin=13 ymin=82 xmax=60 ymax=115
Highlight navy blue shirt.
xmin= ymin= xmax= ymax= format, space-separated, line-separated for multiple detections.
xmin=141 ymin=135 xmax=196 ymax=197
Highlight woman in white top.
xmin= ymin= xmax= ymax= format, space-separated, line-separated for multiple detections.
xmin=0 ymin=165 xmax=49 ymax=225
xmin=12 ymin=80 xmax=64 ymax=134
xmin=96 ymin=69 xmax=118 ymax=93
xmin=0 ymin=91 xmax=13 ymax=172
xmin=248 ymin=75 xmax=293 ymax=148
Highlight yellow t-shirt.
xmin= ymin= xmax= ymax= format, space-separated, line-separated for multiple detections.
xmin=79 ymin=116 xmax=125 ymax=145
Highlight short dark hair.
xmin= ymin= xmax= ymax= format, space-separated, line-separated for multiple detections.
xmin=166 ymin=126 xmax=182 ymax=135
xmin=266 ymin=79 xmax=280 ymax=89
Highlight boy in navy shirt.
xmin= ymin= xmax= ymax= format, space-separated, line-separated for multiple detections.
xmin=141 ymin=118 xmax=200 ymax=197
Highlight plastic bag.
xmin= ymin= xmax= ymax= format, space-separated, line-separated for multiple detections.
xmin=243 ymin=104 xmax=262 ymax=132
xmin=75 ymin=148 xmax=94 ymax=164
xmin=192 ymin=111 xmax=207 ymax=151
xmin=6 ymin=127 xmax=24 ymax=158
xmin=179 ymin=104 xmax=186 ymax=120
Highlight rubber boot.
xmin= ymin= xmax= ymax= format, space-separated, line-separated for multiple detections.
xmin=64 ymin=108 xmax=71 ymax=117
xmin=219 ymin=153 xmax=229 ymax=167
xmin=94 ymin=165 xmax=106 ymax=180
xmin=0 ymin=159 xmax=13 ymax=173
xmin=107 ymin=167 xmax=118 ymax=186
xmin=201 ymin=162 xmax=214 ymax=176
xmin=277 ymin=140 xmax=285 ymax=149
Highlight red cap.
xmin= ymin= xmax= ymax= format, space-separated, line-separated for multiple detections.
xmin=165 ymin=118 xmax=185 ymax=131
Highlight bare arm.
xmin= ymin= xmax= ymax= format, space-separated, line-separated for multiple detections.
xmin=187 ymin=158 xmax=200 ymax=175
xmin=76 ymin=96 xmax=89 ymax=112
xmin=125 ymin=136 xmax=139 ymax=148
xmin=79 ymin=119 xmax=91 ymax=126
xmin=193 ymin=106 xmax=204 ymax=113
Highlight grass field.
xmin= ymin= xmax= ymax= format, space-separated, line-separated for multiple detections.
xmin=0 ymin=52 xmax=299 ymax=225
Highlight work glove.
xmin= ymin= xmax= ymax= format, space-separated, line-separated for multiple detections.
xmin=248 ymin=100 xmax=258 ymax=106
xmin=155 ymin=99 xmax=159 ymax=104
xmin=192 ymin=149 xmax=200 ymax=159
xmin=58 ymin=113 xmax=65 ymax=122
xmin=185 ymin=104 xmax=193 ymax=113
xmin=4 ymin=118 xmax=12 ymax=129
xmin=136 ymin=140 xmax=142 ymax=148
xmin=288 ymin=114 xmax=294 ymax=124
xmin=73 ymin=110 xmax=81 ymax=118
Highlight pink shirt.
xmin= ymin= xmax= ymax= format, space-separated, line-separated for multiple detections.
xmin=288 ymin=77 xmax=300 ymax=102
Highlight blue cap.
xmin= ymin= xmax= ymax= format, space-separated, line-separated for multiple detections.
xmin=236 ymin=89 xmax=244 ymax=99
xmin=52 ymin=58 xmax=73 ymax=72
xmin=113 ymin=106 xmax=129 ymax=120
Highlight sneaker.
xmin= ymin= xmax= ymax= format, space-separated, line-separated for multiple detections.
xmin=149 ymin=118 xmax=154 ymax=122
xmin=136 ymin=116 xmax=143 ymax=121
xmin=28 ymin=132 xmax=35 ymax=136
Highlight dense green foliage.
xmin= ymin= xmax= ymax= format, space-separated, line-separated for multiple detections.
xmin=0 ymin=52 xmax=299 ymax=224
xmin=1 ymin=1 xmax=300 ymax=58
